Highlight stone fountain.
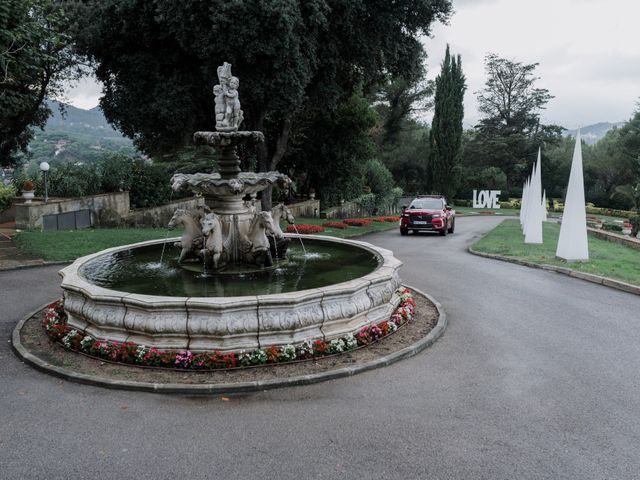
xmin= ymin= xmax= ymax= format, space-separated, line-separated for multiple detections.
xmin=58 ymin=63 xmax=403 ymax=352
xmin=169 ymin=62 xmax=292 ymax=270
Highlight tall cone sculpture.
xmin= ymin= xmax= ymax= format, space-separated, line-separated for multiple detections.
xmin=525 ymin=148 xmax=543 ymax=244
xmin=542 ymin=190 xmax=548 ymax=222
xmin=520 ymin=177 xmax=529 ymax=229
xmin=556 ymin=131 xmax=589 ymax=261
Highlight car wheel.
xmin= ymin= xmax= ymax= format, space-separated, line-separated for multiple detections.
xmin=440 ymin=226 xmax=447 ymax=236
xmin=400 ymin=228 xmax=408 ymax=236
xmin=412 ymin=230 xmax=417 ymax=234
xmin=448 ymin=219 xmax=455 ymax=234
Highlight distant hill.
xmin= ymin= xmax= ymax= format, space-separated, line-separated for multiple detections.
xmin=25 ymin=101 xmax=137 ymax=166
xmin=563 ymin=122 xmax=625 ymax=145
xmin=43 ymin=100 xmax=128 ymax=139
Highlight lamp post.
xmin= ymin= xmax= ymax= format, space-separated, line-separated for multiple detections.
xmin=39 ymin=161 xmax=50 ymax=203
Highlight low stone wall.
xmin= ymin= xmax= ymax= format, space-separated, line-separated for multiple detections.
xmin=15 ymin=192 xmax=130 ymax=230
xmin=125 ymin=197 xmax=205 ymax=228
xmin=322 ymin=201 xmax=367 ymax=219
xmin=322 ymin=201 xmax=399 ymax=219
xmin=588 ymin=227 xmax=640 ymax=251
xmin=286 ymin=199 xmax=320 ymax=218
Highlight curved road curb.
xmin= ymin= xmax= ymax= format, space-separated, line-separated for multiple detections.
xmin=468 ymin=247 xmax=640 ymax=296
xmin=11 ymin=285 xmax=447 ymax=395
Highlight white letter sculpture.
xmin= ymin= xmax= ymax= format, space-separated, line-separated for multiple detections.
xmin=556 ymin=131 xmax=589 ymax=261
xmin=473 ymin=190 xmax=501 ymax=208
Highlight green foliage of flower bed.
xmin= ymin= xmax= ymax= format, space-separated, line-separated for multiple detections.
xmin=472 ymin=219 xmax=640 ymax=286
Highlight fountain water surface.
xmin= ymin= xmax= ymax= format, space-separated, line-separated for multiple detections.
xmin=59 ymin=62 xmax=402 ymax=352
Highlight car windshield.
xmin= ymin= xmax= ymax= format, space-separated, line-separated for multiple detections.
xmin=409 ymin=199 xmax=444 ymax=210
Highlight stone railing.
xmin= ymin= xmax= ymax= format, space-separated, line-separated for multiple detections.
xmin=125 ymin=197 xmax=205 ymax=228
xmin=286 ymin=199 xmax=320 ymax=218
xmin=15 ymin=192 xmax=130 ymax=230
xmin=322 ymin=200 xmax=399 ymax=219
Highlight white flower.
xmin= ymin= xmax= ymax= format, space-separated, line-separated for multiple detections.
xmin=329 ymin=338 xmax=345 ymax=353
xmin=281 ymin=344 xmax=296 ymax=361
xmin=344 ymin=334 xmax=358 ymax=350
xmin=80 ymin=335 xmax=94 ymax=350
xmin=62 ymin=329 xmax=79 ymax=348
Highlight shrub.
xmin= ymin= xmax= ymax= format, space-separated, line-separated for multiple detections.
xmin=128 ymin=159 xmax=172 ymax=208
xmin=0 ymin=184 xmax=16 ymax=212
xmin=22 ymin=180 xmax=35 ymax=191
xmin=286 ymin=224 xmax=325 ymax=234
xmin=323 ymin=221 xmax=349 ymax=229
xmin=344 ymin=218 xmax=372 ymax=227
xmin=629 ymin=215 xmax=640 ymax=237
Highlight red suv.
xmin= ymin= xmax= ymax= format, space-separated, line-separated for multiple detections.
xmin=400 ymin=195 xmax=455 ymax=236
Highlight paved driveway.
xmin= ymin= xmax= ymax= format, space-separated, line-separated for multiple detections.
xmin=1 ymin=216 xmax=639 ymax=479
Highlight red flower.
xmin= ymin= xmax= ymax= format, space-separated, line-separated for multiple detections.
xmin=322 ymin=221 xmax=349 ymax=229
xmin=286 ymin=224 xmax=325 ymax=234
xmin=343 ymin=218 xmax=372 ymax=227
xmin=313 ymin=339 xmax=327 ymax=354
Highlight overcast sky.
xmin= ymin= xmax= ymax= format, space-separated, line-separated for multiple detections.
xmin=63 ymin=0 xmax=639 ymax=130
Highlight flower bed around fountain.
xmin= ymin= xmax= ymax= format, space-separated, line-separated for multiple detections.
xmin=42 ymin=289 xmax=416 ymax=370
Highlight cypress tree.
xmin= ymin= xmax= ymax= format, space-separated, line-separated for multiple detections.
xmin=428 ymin=45 xmax=466 ymax=200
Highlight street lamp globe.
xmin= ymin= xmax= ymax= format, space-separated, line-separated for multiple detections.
xmin=40 ymin=161 xmax=50 ymax=203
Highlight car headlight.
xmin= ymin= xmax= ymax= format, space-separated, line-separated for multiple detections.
xmin=431 ymin=214 xmax=441 ymax=218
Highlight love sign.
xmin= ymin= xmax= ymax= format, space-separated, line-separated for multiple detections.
xmin=473 ymin=190 xmax=501 ymax=209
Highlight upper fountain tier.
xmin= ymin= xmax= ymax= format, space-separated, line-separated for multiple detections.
xmin=171 ymin=170 xmax=290 ymax=197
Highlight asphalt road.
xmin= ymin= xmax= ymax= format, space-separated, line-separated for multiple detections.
xmin=2 ymin=216 xmax=640 ymax=480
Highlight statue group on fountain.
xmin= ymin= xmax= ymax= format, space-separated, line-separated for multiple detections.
xmin=168 ymin=203 xmax=295 ymax=270
xmin=214 ymin=62 xmax=244 ymax=131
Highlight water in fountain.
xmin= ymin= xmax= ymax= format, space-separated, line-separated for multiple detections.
xmin=291 ymin=224 xmax=307 ymax=256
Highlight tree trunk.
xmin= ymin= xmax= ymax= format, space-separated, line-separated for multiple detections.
xmin=259 ymin=116 xmax=293 ymax=211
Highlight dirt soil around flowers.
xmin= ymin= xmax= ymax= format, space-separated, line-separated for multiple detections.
xmin=18 ymin=294 xmax=437 ymax=386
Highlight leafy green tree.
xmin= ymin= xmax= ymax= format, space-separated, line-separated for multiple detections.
xmin=612 ymin=109 xmax=640 ymax=215
xmin=0 ymin=0 xmax=78 ymax=166
xmin=281 ymin=93 xmax=377 ymax=207
xmin=428 ymin=45 xmax=466 ymax=199
xmin=67 ymin=0 xmax=452 ymax=207
xmin=465 ymin=54 xmax=562 ymax=193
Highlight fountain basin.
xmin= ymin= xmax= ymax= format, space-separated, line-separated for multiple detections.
xmin=59 ymin=235 xmax=402 ymax=352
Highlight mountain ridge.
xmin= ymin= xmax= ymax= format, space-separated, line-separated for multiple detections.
xmin=562 ymin=121 xmax=625 ymax=145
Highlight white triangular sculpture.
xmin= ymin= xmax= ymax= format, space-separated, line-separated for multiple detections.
xmin=522 ymin=175 xmax=532 ymax=233
xmin=525 ymin=149 xmax=543 ymax=244
xmin=542 ymin=190 xmax=548 ymax=222
xmin=520 ymin=177 xmax=529 ymax=229
xmin=556 ymin=131 xmax=589 ymax=261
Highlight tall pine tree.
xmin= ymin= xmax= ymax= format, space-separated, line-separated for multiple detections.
xmin=428 ymin=45 xmax=466 ymax=199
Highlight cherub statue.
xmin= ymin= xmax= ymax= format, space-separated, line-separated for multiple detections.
xmin=213 ymin=84 xmax=225 ymax=125
xmin=214 ymin=62 xmax=244 ymax=131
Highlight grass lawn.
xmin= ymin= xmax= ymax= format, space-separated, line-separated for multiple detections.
xmin=472 ymin=219 xmax=640 ymax=286
xmin=14 ymin=228 xmax=177 ymax=262
xmin=13 ymin=216 xmax=399 ymax=262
